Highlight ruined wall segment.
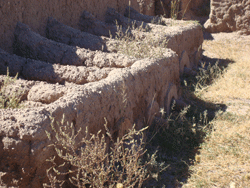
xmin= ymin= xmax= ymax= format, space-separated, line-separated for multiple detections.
xmin=0 ymin=4 xmax=203 ymax=187
xmin=0 ymin=0 xmax=155 ymax=53
xmin=204 ymin=0 xmax=250 ymax=35
xmin=0 ymin=53 xmax=180 ymax=187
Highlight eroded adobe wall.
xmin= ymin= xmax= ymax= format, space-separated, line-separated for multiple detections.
xmin=0 ymin=0 xmax=155 ymax=53
xmin=0 ymin=1 xmax=204 ymax=187
xmin=204 ymin=0 xmax=250 ymax=34
xmin=0 ymin=55 xmax=180 ymax=187
xmin=0 ymin=15 xmax=203 ymax=186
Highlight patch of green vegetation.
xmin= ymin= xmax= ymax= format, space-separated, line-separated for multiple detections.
xmin=0 ymin=68 xmax=23 ymax=109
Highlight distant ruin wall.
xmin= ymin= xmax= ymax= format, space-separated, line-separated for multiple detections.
xmin=0 ymin=0 xmax=155 ymax=53
xmin=204 ymin=0 xmax=250 ymax=35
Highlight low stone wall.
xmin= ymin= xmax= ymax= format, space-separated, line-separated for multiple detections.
xmin=0 ymin=54 xmax=180 ymax=187
xmin=0 ymin=7 xmax=203 ymax=188
xmin=204 ymin=0 xmax=250 ymax=35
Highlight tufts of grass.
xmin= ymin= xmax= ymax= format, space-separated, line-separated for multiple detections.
xmin=144 ymin=102 xmax=211 ymax=187
xmin=184 ymin=114 xmax=250 ymax=188
xmin=150 ymin=15 xmax=166 ymax=26
xmin=170 ymin=0 xmax=192 ymax=20
xmin=144 ymin=56 xmax=229 ymax=186
xmin=170 ymin=0 xmax=180 ymax=20
xmin=148 ymin=104 xmax=208 ymax=154
xmin=199 ymin=38 xmax=250 ymax=103
xmin=112 ymin=22 xmax=168 ymax=59
xmin=0 ymin=68 xmax=23 ymax=109
xmin=183 ymin=34 xmax=250 ymax=187
xmin=194 ymin=61 xmax=223 ymax=92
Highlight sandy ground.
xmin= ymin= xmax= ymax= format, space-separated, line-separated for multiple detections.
xmin=203 ymin=31 xmax=250 ymax=116
xmin=146 ymin=30 xmax=250 ymax=188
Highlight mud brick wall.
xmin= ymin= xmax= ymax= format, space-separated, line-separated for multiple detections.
xmin=0 ymin=0 xmax=155 ymax=53
xmin=204 ymin=0 xmax=250 ymax=35
xmin=0 ymin=2 xmax=203 ymax=187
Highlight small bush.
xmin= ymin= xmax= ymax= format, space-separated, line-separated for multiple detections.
xmin=195 ymin=61 xmax=223 ymax=91
xmin=44 ymin=115 xmax=160 ymax=188
xmin=148 ymin=104 xmax=208 ymax=155
xmin=0 ymin=68 xmax=23 ymax=109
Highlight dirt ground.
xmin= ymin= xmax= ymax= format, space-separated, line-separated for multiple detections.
xmin=144 ymin=28 xmax=250 ymax=187
xmin=202 ymin=31 xmax=250 ymax=116
xmin=182 ymin=31 xmax=250 ymax=187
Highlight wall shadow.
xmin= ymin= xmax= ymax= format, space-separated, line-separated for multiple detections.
xmin=201 ymin=54 xmax=235 ymax=69
xmin=203 ymin=31 xmax=214 ymax=40
xmin=144 ymin=55 xmax=233 ymax=187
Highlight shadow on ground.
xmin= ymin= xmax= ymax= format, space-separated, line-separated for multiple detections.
xmin=143 ymin=55 xmax=232 ymax=188
xmin=201 ymin=55 xmax=235 ymax=69
xmin=203 ymin=31 xmax=214 ymax=40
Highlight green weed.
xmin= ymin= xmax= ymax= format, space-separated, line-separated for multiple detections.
xmin=0 ymin=68 xmax=23 ymax=109
xmin=170 ymin=0 xmax=180 ymax=20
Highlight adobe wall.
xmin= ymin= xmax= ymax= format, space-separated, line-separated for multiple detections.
xmin=0 ymin=2 xmax=203 ymax=187
xmin=204 ymin=0 xmax=250 ymax=35
xmin=0 ymin=0 xmax=155 ymax=53
xmin=0 ymin=17 xmax=203 ymax=186
xmin=0 ymin=54 xmax=180 ymax=187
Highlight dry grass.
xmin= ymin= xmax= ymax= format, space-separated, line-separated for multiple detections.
xmin=197 ymin=36 xmax=250 ymax=102
xmin=113 ymin=22 xmax=168 ymax=59
xmin=183 ymin=33 xmax=250 ymax=188
xmin=44 ymin=115 xmax=165 ymax=188
xmin=184 ymin=114 xmax=250 ymax=188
